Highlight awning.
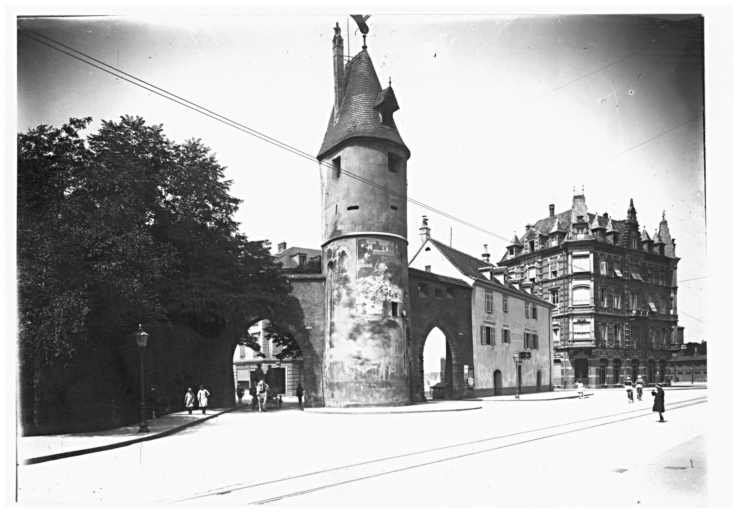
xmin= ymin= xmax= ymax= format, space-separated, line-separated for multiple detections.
xmin=614 ymin=269 xmax=623 ymax=277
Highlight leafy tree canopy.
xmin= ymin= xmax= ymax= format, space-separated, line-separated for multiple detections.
xmin=18 ymin=116 xmax=292 ymax=368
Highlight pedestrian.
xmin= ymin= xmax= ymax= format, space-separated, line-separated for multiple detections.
xmin=250 ymin=383 xmax=257 ymax=411
xmin=624 ymin=380 xmax=634 ymax=403
xmin=184 ymin=387 xmax=195 ymax=415
xmin=257 ymin=377 xmax=269 ymax=413
xmin=197 ymin=384 xmax=211 ymax=415
xmin=276 ymin=395 xmax=283 ymax=409
xmin=635 ymin=375 xmax=645 ymax=401
xmin=575 ymin=379 xmax=585 ymax=399
xmin=651 ymin=382 xmax=666 ymax=422
xmin=296 ymin=382 xmax=304 ymax=410
xmin=236 ymin=384 xmax=245 ymax=404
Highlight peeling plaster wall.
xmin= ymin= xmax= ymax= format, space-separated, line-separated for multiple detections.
xmin=322 ymin=237 xmax=410 ymax=406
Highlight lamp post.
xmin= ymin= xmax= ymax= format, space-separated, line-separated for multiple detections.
xmin=134 ymin=324 xmax=150 ymax=433
xmin=513 ymin=351 xmax=520 ymax=399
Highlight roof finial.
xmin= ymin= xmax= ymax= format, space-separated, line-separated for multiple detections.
xmin=350 ymin=15 xmax=371 ymax=50
xmin=389 ymin=76 xmax=392 ymax=87
xmin=582 ymin=184 xmax=585 ymax=195
xmin=662 ymin=210 xmax=666 ymax=221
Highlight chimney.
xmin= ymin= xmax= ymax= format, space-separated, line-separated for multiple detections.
xmin=481 ymin=244 xmax=490 ymax=263
xmin=549 ymin=204 xmax=555 ymax=217
xmin=420 ymin=215 xmax=431 ymax=244
xmin=332 ymin=23 xmax=345 ymax=123
xmin=277 ymin=242 xmax=287 ymax=253
xmin=603 ymin=212 xmax=609 ymax=219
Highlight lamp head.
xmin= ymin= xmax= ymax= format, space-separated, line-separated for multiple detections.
xmin=134 ymin=324 xmax=149 ymax=350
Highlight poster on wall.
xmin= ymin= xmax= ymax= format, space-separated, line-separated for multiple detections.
xmin=357 ymin=238 xmax=398 ymax=279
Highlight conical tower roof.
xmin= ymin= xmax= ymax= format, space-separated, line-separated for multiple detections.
xmin=641 ymin=228 xmax=651 ymax=241
xmin=318 ymin=50 xmax=409 ymax=160
xmin=549 ymin=217 xmax=566 ymax=234
xmin=507 ymin=233 xmax=523 ymax=247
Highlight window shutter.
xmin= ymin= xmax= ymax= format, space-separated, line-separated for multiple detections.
xmin=492 ymin=327 xmax=496 ymax=346
xmin=481 ymin=325 xmax=485 ymax=345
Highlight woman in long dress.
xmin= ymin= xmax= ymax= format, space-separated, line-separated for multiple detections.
xmin=197 ymin=384 xmax=210 ymax=415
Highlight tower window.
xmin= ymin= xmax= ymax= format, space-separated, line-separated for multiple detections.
xmin=391 ymin=302 xmax=399 ymax=316
xmin=529 ymin=241 xmax=535 ymax=253
xmin=388 ymin=152 xmax=399 ymax=173
xmin=332 ymin=156 xmax=341 ymax=179
xmin=347 ymin=205 xmax=359 ymax=211
xmin=390 ymin=205 xmax=398 ymax=210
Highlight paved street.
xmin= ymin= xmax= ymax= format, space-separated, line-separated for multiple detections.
xmin=17 ymin=389 xmax=707 ymax=507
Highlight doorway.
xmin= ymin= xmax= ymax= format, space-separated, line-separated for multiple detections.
xmin=536 ymin=369 xmax=542 ymax=392
xmin=574 ymin=358 xmax=589 ymax=385
xmin=423 ymin=327 xmax=451 ymax=400
xmin=494 ymin=370 xmax=502 ymax=396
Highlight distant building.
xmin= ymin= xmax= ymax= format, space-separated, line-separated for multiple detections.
xmin=410 ymin=217 xmax=554 ymax=396
xmin=497 ymin=191 xmax=683 ymax=387
xmin=274 ymin=242 xmax=321 ymax=269
xmin=232 ymin=319 xmax=303 ymax=397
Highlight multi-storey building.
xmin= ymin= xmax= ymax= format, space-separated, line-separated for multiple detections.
xmin=497 ymin=191 xmax=684 ymax=388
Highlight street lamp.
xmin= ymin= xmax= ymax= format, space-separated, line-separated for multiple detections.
xmin=513 ymin=351 xmax=520 ymax=400
xmin=134 ymin=324 xmax=150 ymax=433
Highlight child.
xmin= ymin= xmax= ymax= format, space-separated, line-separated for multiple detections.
xmin=624 ymin=380 xmax=634 ymax=403
xmin=575 ymin=379 xmax=585 ymax=399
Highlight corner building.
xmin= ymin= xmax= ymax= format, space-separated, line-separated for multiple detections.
xmin=317 ymin=25 xmax=411 ymax=406
xmin=497 ymin=192 xmax=684 ymax=388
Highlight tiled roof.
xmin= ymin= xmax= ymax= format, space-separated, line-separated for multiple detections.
xmin=431 ymin=239 xmax=492 ymax=281
xmin=274 ymin=246 xmax=322 ymax=269
xmin=318 ymin=50 xmax=409 ymax=159
xmin=408 ymin=267 xmax=471 ymax=289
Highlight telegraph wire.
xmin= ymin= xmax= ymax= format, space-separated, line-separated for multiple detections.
xmin=677 ymin=276 xmax=706 ymax=284
xmin=677 ymin=309 xmax=704 ymax=324
xmin=610 ymin=113 xmax=702 ymax=160
xmin=19 ymin=28 xmax=701 ymax=246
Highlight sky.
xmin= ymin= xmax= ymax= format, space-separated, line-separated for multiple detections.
xmin=13 ymin=10 xmax=713 ymax=347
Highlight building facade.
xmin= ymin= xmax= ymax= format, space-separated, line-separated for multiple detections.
xmin=497 ymin=192 xmax=683 ymax=388
xmin=232 ymin=319 xmax=304 ymax=397
xmin=410 ymin=218 xmax=554 ymax=396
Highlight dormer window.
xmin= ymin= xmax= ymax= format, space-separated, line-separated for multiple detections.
xmin=528 ymin=241 xmax=535 ymax=253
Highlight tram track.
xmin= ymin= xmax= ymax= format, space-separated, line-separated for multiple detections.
xmin=173 ymin=395 xmax=707 ymax=505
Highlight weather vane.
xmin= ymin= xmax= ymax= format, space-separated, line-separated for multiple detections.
xmin=350 ymin=15 xmax=371 ymax=49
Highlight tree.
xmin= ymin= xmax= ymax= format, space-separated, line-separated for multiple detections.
xmin=17 ymin=116 xmax=292 ymax=434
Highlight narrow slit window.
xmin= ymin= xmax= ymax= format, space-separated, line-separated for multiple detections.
xmin=347 ymin=205 xmax=359 ymax=211
xmin=390 ymin=205 xmax=398 ymax=210
xmin=388 ymin=152 xmax=399 ymax=173
xmin=391 ymin=302 xmax=398 ymax=316
xmin=332 ymin=156 xmax=341 ymax=179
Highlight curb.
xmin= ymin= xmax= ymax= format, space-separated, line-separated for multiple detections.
xmin=21 ymin=404 xmax=248 ymax=466
xmin=470 ymin=392 xmax=595 ymax=402
xmin=303 ymin=404 xmax=482 ymax=415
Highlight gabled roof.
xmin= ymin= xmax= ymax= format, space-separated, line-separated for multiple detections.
xmin=408 ymin=267 xmax=472 ymax=289
xmin=549 ymin=217 xmax=566 ymax=234
xmin=274 ymin=246 xmax=322 ymax=269
xmin=591 ymin=213 xmax=606 ymax=230
xmin=431 ymin=239 xmax=492 ymax=281
xmin=318 ymin=50 xmax=409 ymax=160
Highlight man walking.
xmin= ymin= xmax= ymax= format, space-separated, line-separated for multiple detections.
xmin=296 ymin=382 xmax=304 ymax=410
xmin=651 ymin=382 xmax=666 ymax=422
xmin=236 ymin=384 xmax=245 ymax=404
xmin=257 ymin=377 xmax=269 ymax=413
xmin=197 ymin=384 xmax=211 ymax=415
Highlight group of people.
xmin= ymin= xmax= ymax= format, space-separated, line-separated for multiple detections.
xmin=184 ymin=385 xmax=211 ymax=415
xmin=234 ymin=380 xmax=304 ymax=413
xmin=576 ymin=376 xmax=667 ymax=422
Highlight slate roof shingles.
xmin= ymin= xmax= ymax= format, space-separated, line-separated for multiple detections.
xmin=318 ymin=50 xmax=409 ymax=160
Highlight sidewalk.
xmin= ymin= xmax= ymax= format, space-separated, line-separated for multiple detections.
xmin=18 ymin=404 xmax=248 ymax=466
xmin=304 ymin=401 xmax=481 ymax=415
xmin=470 ymin=390 xmax=595 ymax=401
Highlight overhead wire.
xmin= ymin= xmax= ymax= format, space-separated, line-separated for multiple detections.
xmin=19 ymin=26 xmax=701 ymax=246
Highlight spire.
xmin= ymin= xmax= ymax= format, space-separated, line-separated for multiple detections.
xmin=318 ymin=29 xmax=409 ymax=160
xmin=508 ymin=232 xmax=523 ymax=247
xmin=605 ymin=216 xmax=616 ymax=233
xmin=658 ymin=211 xmax=676 ymax=258
xmin=591 ymin=213 xmax=605 ymax=231
xmin=627 ymin=198 xmax=637 ymax=223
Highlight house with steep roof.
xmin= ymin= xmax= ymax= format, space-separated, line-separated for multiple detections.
xmin=498 ymin=190 xmax=683 ymax=388
xmin=409 ymin=217 xmax=554 ymax=397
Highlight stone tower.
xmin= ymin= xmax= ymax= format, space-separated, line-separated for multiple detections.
xmin=316 ymin=22 xmax=411 ymax=406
